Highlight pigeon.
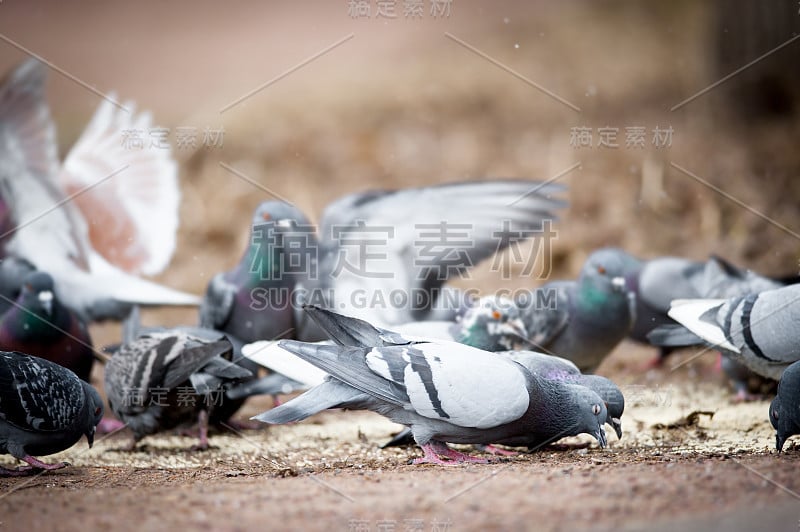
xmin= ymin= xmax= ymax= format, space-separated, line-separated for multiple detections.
xmin=0 ymin=58 xmax=199 ymax=324
xmin=384 ymin=350 xmax=625 ymax=448
xmin=203 ymin=180 xmax=565 ymax=344
xmin=240 ymin=297 xmax=530 ymax=397
xmin=0 ymin=350 xmax=103 ymax=476
xmin=648 ymin=284 xmax=800 ymax=381
xmin=253 ymin=336 xmax=608 ymax=465
xmin=399 ymin=296 xmax=528 ymax=352
xmin=104 ymin=330 xmax=251 ymax=449
xmin=0 ymin=271 xmax=94 ymax=382
xmin=609 ymin=249 xmax=788 ymax=356
xmin=199 ymin=201 xmax=312 ymax=344
xmin=514 ymin=248 xmax=635 ymax=372
xmin=770 ymin=360 xmax=800 ymax=452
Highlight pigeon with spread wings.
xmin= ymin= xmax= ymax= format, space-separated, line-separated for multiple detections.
xmin=0 ymin=59 xmax=199 ymax=323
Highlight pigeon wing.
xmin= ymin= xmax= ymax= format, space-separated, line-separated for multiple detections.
xmin=316 ymin=180 xmax=566 ymax=323
xmin=0 ymin=352 xmax=84 ymax=432
xmin=59 ymin=97 xmax=180 ymax=276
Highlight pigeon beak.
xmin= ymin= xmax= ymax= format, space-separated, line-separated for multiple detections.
xmin=611 ymin=276 xmax=626 ymax=293
xmin=594 ymin=426 xmax=608 ymax=449
xmin=610 ymin=417 xmax=622 ymax=439
xmin=38 ymin=290 xmax=53 ymax=316
xmin=86 ymin=427 xmax=96 ymax=448
xmin=776 ymin=433 xmax=786 ymax=453
xmin=502 ymin=318 xmax=529 ymax=340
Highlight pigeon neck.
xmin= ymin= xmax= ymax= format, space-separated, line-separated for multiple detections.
xmin=242 ymin=223 xmax=283 ymax=283
xmin=7 ymin=299 xmax=65 ymax=338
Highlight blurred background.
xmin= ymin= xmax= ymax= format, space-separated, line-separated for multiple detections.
xmin=1 ymin=0 xmax=799 ymax=341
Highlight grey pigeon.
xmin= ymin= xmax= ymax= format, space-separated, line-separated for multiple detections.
xmin=199 ymin=201 xmax=311 ymax=344
xmin=385 ymin=350 xmax=625 ymax=448
xmin=610 ymin=249 xmax=787 ymax=355
xmin=253 ymin=337 xmax=607 ymax=465
xmin=601 ymin=250 xmax=782 ymax=399
xmin=0 ymin=350 xmax=103 ymax=476
xmin=199 ymin=204 xmax=315 ymax=417
xmin=648 ymin=284 xmax=800 ymax=381
xmin=204 ymin=181 xmax=565 ymax=344
xmin=104 ymin=330 xmax=251 ymax=450
xmin=514 ymin=248 xmax=635 ymax=372
xmin=770 ymin=360 xmax=800 ymax=451
xmin=0 ymin=271 xmax=94 ymax=382
xmin=0 ymin=59 xmax=199 ymax=324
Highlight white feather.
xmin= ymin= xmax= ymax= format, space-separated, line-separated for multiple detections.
xmin=241 ymin=340 xmax=328 ymax=387
xmin=59 ymin=97 xmax=180 ymax=276
xmin=668 ymin=298 xmax=740 ymax=353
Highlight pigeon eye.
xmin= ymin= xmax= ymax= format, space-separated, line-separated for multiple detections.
xmin=94 ymin=407 xmax=102 ymax=416
xmin=772 ymin=409 xmax=779 ymax=419
xmin=596 ymin=265 xmax=606 ymax=275
xmin=592 ymin=404 xmax=601 ymax=415
xmin=262 ymin=212 xmax=271 ymax=221
xmin=492 ymin=310 xmax=502 ymax=320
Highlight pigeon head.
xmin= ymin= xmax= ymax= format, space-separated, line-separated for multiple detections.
xmin=19 ymin=271 xmax=56 ymax=317
xmin=769 ymin=396 xmax=794 ymax=452
xmin=601 ymin=248 xmax=642 ymax=293
xmin=580 ymin=374 xmax=625 ymax=439
xmin=577 ymin=249 xmax=632 ymax=319
xmin=770 ymin=362 xmax=800 ymax=452
xmin=563 ymin=383 xmax=608 ymax=448
xmin=82 ymin=382 xmax=104 ymax=448
xmin=246 ymin=201 xmax=315 ymax=281
xmin=453 ymin=296 xmax=528 ymax=351
xmin=251 ymin=201 xmax=310 ymax=228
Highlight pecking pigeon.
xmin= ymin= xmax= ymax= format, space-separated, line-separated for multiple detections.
xmin=0 ymin=271 xmax=94 ymax=381
xmin=0 ymin=350 xmax=103 ymax=476
xmin=104 ymin=330 xmax=251 ymax=450
xmin=384 ymin=349 xmax=625 ymax=448
xmin=253 ymin=337 xmax=608 ymax=465
xmin=502 ymin=350 xmax=624 ymax=438
xmin=648 ymin=284 xmax=800 ymax=381
xmin=514 ymin=248 xmax=635 ymax=372
xmin=770 ymin=360 xmax=800 ymax=452
xmin=0 ymin=58 xmax=199 ymax=324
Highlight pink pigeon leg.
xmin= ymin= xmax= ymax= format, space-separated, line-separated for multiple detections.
xmin=412 ymin=443 xmax=460 ymax=466
xmin=427 ymin=440 xmax=489 ymax=463
xmin=191 ymin=410 xmax=210 ymax=451
xmin=20 ymin=455 xmax=69 ymax=471
xmin=96 ymin=417 xmax=126 ymax=434
xmin=482 ymin=444 xmax=518 ymax=456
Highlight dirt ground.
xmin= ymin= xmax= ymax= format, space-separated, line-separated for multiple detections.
xmin=1 ymin=1 xmax=800 ymax=530
xmin=2 ymin=344 xmax=800 ymax=531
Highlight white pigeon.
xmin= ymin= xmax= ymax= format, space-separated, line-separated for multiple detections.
xmin=0 ymin=58 xmax=199 ymax=322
